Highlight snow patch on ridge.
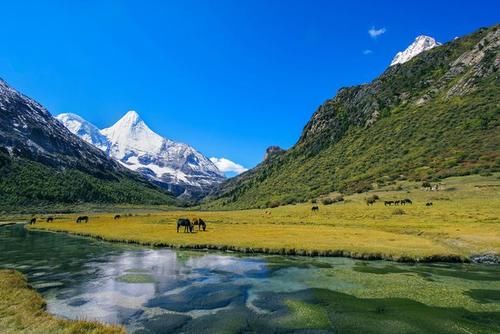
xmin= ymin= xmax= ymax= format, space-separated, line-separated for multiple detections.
xmin=390 ymin=35 xmax=441 ymax=66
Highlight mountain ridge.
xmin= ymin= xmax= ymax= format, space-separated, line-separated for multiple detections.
xmin=0 ymin=79 xmax=177 ymax=209
xmin=207 ymin=25 xmax=500 ymax=209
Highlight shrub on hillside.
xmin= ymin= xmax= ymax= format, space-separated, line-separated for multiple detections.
xmin=353 ymin=182 xmax=373 ymax=194
xmin=268 ymin=201 xmax=280 ymax=208
xmin=321 ymin=198 xmax=334 ymax=205
xmin=333 ymin=195 xmax=344 ymax=203
xmin=422 ymin=181 xmax=432 ymax=188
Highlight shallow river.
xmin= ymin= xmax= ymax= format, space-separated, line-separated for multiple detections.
xmin=1 ymin=224 xmax=499 ymax=333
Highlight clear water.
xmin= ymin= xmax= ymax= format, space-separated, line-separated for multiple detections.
xmin=1 ymin=224 xmax=499 ymax=333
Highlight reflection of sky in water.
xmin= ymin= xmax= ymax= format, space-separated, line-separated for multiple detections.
xmin=1 ymin=225 xmax=499 ymax=333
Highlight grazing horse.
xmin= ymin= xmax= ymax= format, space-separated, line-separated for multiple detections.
xmin=29 ymin=218 xmax=37 ymax=225
xmin=192 ymin=218 xmax=207 ymax=231
xmin=426 ymin=202 xmax=433 ymax=207
xmin=46 ymin=217 xmax=54 ymax=223
xmin=366 ymin=198 xmax=376 ymax=206
xmin=384 ymin=201 xmax=394 ymax=206
xmin=76 ymin=216 xmax=89 ymax=223
xmin=403 ymin=199 xmax=412 ymax=205
xmin=311 ymin=205 xmax=319 ymax=212
xmin=114 ymin=215 xmax=121 ymax=220
xmin=177 ymin=218 xmax=193 ymax=233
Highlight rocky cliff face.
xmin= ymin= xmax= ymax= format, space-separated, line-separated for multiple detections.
xmin=264 ymin=146 xmax=285 ymax=160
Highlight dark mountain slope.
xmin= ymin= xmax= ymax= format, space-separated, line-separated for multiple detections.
xmin=208 ymin=25 xmax=500 ymax=209
xmin=0 ymin=79 xmax=177 ymax=209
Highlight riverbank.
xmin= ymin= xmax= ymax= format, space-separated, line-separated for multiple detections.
xmin=28 ymin=175 xmax=500 ymax=263
xmin=0 ymin=269 xmax=124 ymax=334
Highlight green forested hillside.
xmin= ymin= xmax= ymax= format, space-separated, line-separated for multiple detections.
xmin=0 ymin=149 xmax=177 ymax=211
xmin=207 ymin=25 xmax=500 ymax=209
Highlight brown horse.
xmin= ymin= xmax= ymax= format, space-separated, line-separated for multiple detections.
xmin=29 ymin=217 xmax=36 ymax=225
xmin=311 ymin=205 xmax=319 ymax=212
xmin=46 ymin=217 xmax=54 ymax=222
xmin=114 ymin=215 xmax=121 ymax=220
xmin=192 ymin=218 xmax=207 ymax=231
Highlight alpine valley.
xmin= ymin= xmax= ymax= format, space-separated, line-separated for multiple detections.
xmin=57 ymin=111 xmax=224 ymax=199
xmin=1 ymin=8 xmax=500 ymax=334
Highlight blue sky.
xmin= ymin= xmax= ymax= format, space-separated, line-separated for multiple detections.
xmin=0 ymin=1 xmax=498 ymax=174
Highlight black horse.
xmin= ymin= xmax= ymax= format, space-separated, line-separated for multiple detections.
xmin=76 ymin=216 xmax=89 ymax=223
xmin=384 ymin=201 xmax=394 ymax=206
xmin=311 ymin=205 xmax=319 ymax=212
xmin=403 ymin=198 xmax=413 ymax=205
xmin=114 ymin=215 xmax=121 ymax=220
xmin=29 ymin=217 xmax=36 ymax=225
xmin=426 ymin=202 xmax=433 ymax=207
xmin=46 ymin=217 xmax=54 ymax=222
xmin=177 ymin=218 xmax=193 ymax=233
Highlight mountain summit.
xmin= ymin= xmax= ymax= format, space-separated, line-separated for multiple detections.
xmin=57 ymin=111 xmax=224 ymax=199
xmin=390 ymin=35 xmax=441 ymax=66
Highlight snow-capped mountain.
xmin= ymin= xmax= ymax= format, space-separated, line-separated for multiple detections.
xmin=390 ymin=35 xmax=441 ymax=66
xmin=56 ymin=111 xmax=225 ymax=199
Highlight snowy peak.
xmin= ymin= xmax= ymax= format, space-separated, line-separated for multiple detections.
xmin=390 ymin=35 xmax=441 ymax=66
xmin=57 ymin=110 xmax=225 ymax=199
xmin=112 ymin=110 xmax=143 ymax=129
xmin=101 ymin=110 xmax=165 ymax=159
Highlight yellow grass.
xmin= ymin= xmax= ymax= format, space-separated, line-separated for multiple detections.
xmin=0 ymin=269 xmax=125 ymax=334
xmin=29 ymin=174 xmax=500 ymax=262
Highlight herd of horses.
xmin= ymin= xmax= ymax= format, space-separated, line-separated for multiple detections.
xmin=28 ymin=214 xmax=208 ymax=233
xmin=384 ymin=199 xmax=413 ymax=206
xmin=177 ymin=218 xmax=206 ymax=233
xmin=311 ymin=197 xmax=434 ymax=211
xmin=27 ymin=196 xmax=434 ymax=227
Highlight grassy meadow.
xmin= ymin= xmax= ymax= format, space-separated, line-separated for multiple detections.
xmin=26 ymin=174 xmax=500 ymax=262
xmin=0 ymin=269 xmax=124 ymax=334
